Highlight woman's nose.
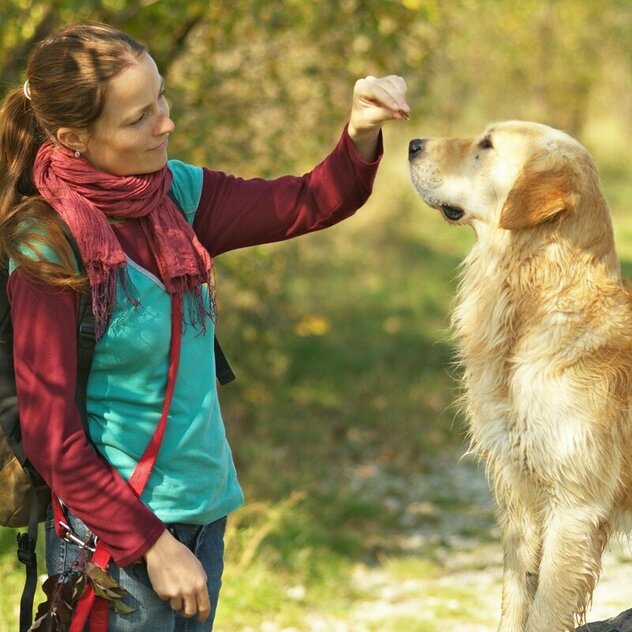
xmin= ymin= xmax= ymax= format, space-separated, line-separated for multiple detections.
xmin=158 ymin=115 xmax=176 ymax=136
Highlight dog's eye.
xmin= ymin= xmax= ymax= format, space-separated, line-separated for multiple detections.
xmin=478 ymin=136 xmax=494 ymax=150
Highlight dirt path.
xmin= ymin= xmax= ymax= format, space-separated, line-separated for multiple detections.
xmin=258 ymin=452 xmax=632 ymax=631
xmin=349 ymin=452 xmax=632 ymax=631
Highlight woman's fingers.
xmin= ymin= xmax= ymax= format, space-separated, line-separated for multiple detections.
xmin=145 ymin=529 xmax=211 ymax=621
xmin=355 ymin=75 xmax=409 ymax=117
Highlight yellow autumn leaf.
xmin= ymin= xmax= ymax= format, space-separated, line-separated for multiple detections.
xmin=295 ymin=315 xmax=330 ymax=337
xmin=402 ymin=0 xmax=423 ymax=10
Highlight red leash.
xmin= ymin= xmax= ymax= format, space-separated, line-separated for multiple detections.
xmin=61 ymin=293 xmax=183 ymax=632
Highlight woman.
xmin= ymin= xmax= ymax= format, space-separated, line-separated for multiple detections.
xmin=0 ymin=22 xmax=408 ymax=631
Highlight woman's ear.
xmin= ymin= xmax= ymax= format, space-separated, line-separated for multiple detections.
xmin=55 ymin=127 xmax=89 ymax=154
xmin=499 ymin=156 xmax=579 ymax=230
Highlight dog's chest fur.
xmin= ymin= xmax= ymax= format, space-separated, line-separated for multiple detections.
xmin=450 ymin=231 xmax=632 ymax=491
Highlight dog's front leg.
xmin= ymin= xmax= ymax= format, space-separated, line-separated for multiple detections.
xmin=495 ymin=485 xmax=542 ymax=632
xmin=524 ymin=504 xmax=610 ymax=632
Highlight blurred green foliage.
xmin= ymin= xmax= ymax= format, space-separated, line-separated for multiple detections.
xmin=2 ymin=1 xmax=632 ymax=629
xmin=3 ymin=0 xmax=631 ymax=168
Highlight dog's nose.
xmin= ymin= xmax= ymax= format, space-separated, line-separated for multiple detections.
xmin=408 ymin=138 xmax=427 ymax=160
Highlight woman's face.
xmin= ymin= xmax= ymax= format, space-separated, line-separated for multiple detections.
xmin=82 ymin=52 xmax=175 ymax=176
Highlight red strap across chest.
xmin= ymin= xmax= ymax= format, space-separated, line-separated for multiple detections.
xmin=66 ymin=293 xmax=183 ymax=632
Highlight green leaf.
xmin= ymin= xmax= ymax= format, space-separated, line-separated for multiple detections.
xmin=111 ymin=598 xmax=137 ymax=615
xmin=85 ymin=562 xmax=121 ymax=590
xmin=92 ymin=583 xmax=125 ymax=601
xmin=85 ymin=561 xmax=134 ymax=612
xmin=86 ymin=562 xmax=130 ymax=596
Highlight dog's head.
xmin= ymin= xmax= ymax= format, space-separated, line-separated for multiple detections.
xmin=407 ymin=121 xmax=600 ymax=234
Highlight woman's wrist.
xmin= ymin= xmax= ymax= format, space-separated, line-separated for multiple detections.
xmin=347 ymin=123 xmax=380 ymax=162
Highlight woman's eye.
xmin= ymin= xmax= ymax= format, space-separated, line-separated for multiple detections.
xmin=479 ymin=136 xmax=493 ymax=150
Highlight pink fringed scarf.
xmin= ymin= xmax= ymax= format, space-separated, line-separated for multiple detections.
xmin=33 ymin=142 xmax=214 ymax=338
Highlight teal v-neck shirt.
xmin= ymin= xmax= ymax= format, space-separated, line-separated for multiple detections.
xmin=75 ymin=161 xmax=243 ymax=524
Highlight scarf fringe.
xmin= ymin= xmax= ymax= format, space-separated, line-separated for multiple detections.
xmin=89 ymin=264 xmax=215 ymax=340
xmin=88 ymin=265 xmax=119 ymax=340
xmin=89 ymin=264 xmax=142 ymax=339
xmin=181 ymin=283 xmax=216 ymax=336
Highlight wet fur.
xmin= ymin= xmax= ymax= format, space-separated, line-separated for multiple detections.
xmin=408 ymin=121 xmax=632 ymax=632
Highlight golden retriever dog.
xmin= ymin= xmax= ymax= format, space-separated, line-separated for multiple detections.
xmin=407 ymin=121 xmax=632 ymax=632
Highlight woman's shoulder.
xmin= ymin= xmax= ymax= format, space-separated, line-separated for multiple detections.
xmin=9 ymin=210 xmax=79 ymax=274
xmin=167 ymin=160 xmax=204 ymax=219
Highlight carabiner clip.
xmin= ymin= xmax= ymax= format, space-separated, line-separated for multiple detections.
xmin=59 ymin=520 xmax=97 ymax=553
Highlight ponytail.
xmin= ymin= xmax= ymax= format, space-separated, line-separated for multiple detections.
xmin=0 ymin=87 xmax=42 ymax=206
xmin=0 ymin=87 xmax=85 ymax=289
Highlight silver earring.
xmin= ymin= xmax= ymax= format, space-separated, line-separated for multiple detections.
xmin=74 ymin=150 xmax=81 ymax=158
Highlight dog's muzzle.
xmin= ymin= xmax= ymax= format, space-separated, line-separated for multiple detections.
xmin=408 ymin=139 xmax=467 ymax=222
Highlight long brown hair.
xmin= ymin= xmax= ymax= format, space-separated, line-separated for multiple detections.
xmin=0 ymin=23 xmax=146 ymax=288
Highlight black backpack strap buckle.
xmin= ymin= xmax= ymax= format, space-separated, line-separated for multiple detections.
xmin=16 ymin=532 xmax=36 ymax=567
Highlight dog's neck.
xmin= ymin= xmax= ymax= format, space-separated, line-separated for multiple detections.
xmin=451 ymin=207 xmax=624 ymax=373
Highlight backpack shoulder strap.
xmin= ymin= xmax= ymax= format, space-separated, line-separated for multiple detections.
xmin=0 ymin=264 xmax=17 ymax=430
xmin=62 ymin=231 xmax=98 ymax=417
xmin=75 ymin=290 xmax=96 ymax=417
xmin=215 ymin=337 xmax=235 ymax=386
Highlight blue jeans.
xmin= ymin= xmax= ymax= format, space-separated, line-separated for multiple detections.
xmin=45 ymin=508 xmax=227 ymax=631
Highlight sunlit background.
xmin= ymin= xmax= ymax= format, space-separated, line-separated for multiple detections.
xmin=2 ymin=2 xmax=632 ymax=630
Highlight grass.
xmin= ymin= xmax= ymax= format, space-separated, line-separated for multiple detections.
xmin=2 ymin=124 xmax=632 ymax=631
xmin=0 ymin=526 xmax=46 ymax=632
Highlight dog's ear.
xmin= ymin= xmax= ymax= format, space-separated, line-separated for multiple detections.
xmin=499 ymin=158 xmax=579 ymax=230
